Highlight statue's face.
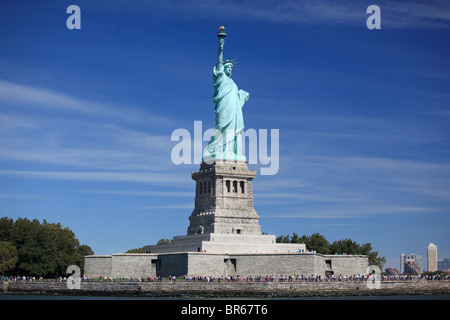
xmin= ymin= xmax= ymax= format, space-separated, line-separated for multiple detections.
xmin=224 ymin=64 xmax=232 ymax=77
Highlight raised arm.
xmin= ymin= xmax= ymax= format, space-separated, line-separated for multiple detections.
xmin=216 ymin=37 xmax=224 ymax=69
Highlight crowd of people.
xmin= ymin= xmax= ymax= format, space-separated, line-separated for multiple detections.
xmin=78 ymin=273 xmax=450 ymax=283
xmin=0 ymin=276 xmax=43 ymax=282
xmin=2 ymin=273 xmax=449 ymax=283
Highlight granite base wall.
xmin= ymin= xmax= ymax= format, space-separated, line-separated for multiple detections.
xmin=84 ymin=252 xmax=369 ymax=279
xmin=84 ymin=255 xmax=112 ymax=278
xmin=111 ymin=254 xmax=157 ymax=279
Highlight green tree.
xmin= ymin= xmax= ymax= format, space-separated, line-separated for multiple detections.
xmin=126 ymin=246 xmax=146 ymax=253
xmin=276 ymin=232 xmax=386 ymax=269
xmin=0 ymin=217 xmax=14 ymax=241
xmin=0 ymin=241 xmax=18 ymax=274
xmin=367 ymin=249 xmax=386 ymax=269
xmin=329 ymin=238 xmax=360 ymax=255
xmin=290 ymin=232 xmax=300 ymax=243
xmin=276 ymin=235 xmax=290 ymax=243
xmin=157 ymin=238 xmax=173 ymax=245
xmin=12 ymin=218 xmax=50 ymax=276
xmin=0 ymin=217 xmax=93 ymax=277
xmin=302 ymin=233 xmax=331 ymax=254
xmin=44 ymin=220 xmax=81 ymax=276
xmin=330 ymin=239 xmax=386 ymax=269
xmin=277 ymin=233 xmax=330 ymax=253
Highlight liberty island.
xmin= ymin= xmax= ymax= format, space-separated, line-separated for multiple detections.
xmin=84 ymin=27 xmax=368 ymax=280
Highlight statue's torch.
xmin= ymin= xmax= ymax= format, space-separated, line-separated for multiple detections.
xmin=217 ymin=26 xmax=226 ymax=38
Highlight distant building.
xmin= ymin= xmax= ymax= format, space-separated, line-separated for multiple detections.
xmin=427 ymin=243 xmax=438 ymax=272
xmin=385 ymin=267 xmax=401 ymax=276
xmin=400 ymin=253 xmax=423 ymax=274
xmin=416 ymin=255 xmax=423 ymax=269
xmin=404 ymin=260 xmax=422 ymax=274
xmin=438 ymin=258 xmax=450 ymax=271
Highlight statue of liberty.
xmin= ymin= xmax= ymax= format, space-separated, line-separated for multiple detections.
xmin=203 ymin=27 xmax=249 ymax=162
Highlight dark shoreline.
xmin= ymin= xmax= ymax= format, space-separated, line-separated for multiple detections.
xmin=2 ymin=280 xmax=449 ymax=299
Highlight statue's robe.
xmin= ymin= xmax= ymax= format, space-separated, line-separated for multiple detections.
xmin=204 ymin=63 xmax=249 ymax=161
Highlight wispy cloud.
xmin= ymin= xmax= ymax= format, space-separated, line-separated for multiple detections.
xmin=138 ymin=203 xmax=194 ymax=210
xmin=293 ymin=155 xmax=450 ymax=196
xmin=0 ymin=170 xmax=188 ymax=186
xmin=263 ymin=205 xmax=443 ymax=219
xmin=0 ymin=79 xmax=176 ymax=126
xmin=0 ymin=80 xmax=181 ymax=174
xmin=383 ymin=0 xmax=450 ymax=28
xmin=79 ymin=190 xmax=192 ymax=197
xmin=0 ymin=193 xmax=50 ymax=200
xmin=253 ymin=150 xmax=450 ymax=220
xmin=0 ymin=114 xmax=173 ymax=171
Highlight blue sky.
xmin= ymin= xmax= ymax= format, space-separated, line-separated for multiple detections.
xmin=1 ymin=0 xmax=449 ymax=271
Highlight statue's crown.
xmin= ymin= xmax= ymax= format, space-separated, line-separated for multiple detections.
xmin=223 ymin=58 xmax=237 ymax=66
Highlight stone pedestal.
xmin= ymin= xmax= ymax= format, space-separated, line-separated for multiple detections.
xmin=145 ymin=233 xmax=306 ymax=254
xmin=145 ymin=160 xmax=306 ymax=255
xmin=188 ymin=160 xmax=261 ymax=236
